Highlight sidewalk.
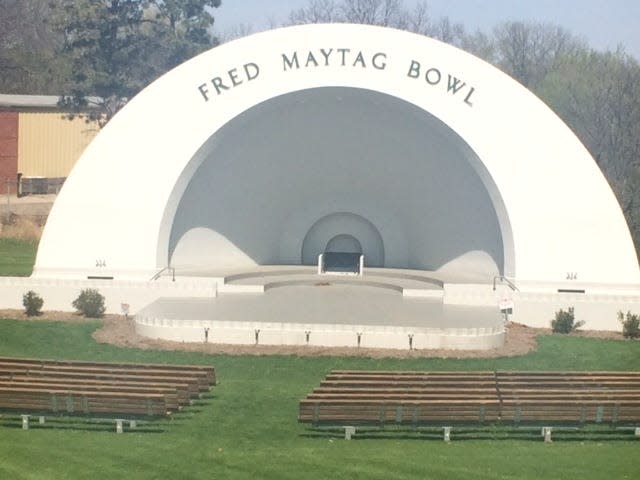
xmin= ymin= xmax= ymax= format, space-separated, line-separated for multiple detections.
xmin=1 ymin=194 xmax=56 ymax=217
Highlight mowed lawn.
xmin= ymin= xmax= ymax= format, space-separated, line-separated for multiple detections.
xmin=0 ymin=319 xmax=638 ymax=480
xmin=0 ymin=238 xmax=37 ymax=276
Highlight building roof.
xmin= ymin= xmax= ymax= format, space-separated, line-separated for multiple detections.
xmin=0 ymin=94 xmax=101 ymax=110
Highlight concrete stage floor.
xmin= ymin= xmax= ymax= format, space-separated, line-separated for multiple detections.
xmin=135 ymin=266 xmax=505 ymax=349
xmin=144 ymin=284 xmax=499 ymax=329
xmin=148 ymin=265 xmax=498 ymax=329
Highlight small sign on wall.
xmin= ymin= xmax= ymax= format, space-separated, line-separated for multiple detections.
xmin=499 ymin=298 xmax=514 ymax=314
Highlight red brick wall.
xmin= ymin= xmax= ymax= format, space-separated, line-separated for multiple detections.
xmin=0 ymin=112 xmax=18 ymax=194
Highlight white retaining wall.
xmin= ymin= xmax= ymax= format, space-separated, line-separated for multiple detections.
xmin=444 ymin=282 xmax=640 ymax=331
xmin=134 ymin=316 xmax=505 ymax=350
xmin=0 ymin=276 xmax=218 ymax=314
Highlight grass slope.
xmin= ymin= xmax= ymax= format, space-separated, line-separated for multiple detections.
xmin=0 ymin=319 xmax=638 ymax=480
xmin=0 ymin=238 xmax=37 ymax=276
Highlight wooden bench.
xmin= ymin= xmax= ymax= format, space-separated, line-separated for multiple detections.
xmin=299 ymin=370 xmax=640 ymax=441
xmin=0 ymin=380 xmax=184 ymax=411
xmin=0 ymin=357 xmax=214 ymax=392
xmin=0 ymin=357 xmax=217 ymax=432
xmin=1 ymin=376 xmax=193 ymax=406
xmin=0 ymin=358 xmax=215 ymax=390
xmin=305 ymin=371 xmax=500 ymax=425
xmin=0 ymin=386 xmax=169 ymax=415
xmin=0 ymin=356 xmax=216 ymax=385
xmin=496 ymin=371 xmax=640 ymax=425
xmin=0 ymin=368 xmax=206 ymax=398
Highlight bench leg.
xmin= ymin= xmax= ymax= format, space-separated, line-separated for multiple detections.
xmin=443 ymin=427 xmax=451 ymax=442
xmin=39 ymin=416 xmax=45 ymax=425
xmin=635 ymin=427 xmax=640 ymax=438
xmin=21 ymin=415 xmax=30 ymax=430
xmin=542 ymin=427 xmax=552 ymax=443
xmin=344 ymin=426 xmax=356 ymax=440
xmin=129 ymin=420 xmax=137 ymax=430
xmin=115 ymin=419 xmax=124 ymax=434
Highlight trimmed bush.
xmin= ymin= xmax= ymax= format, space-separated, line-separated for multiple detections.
xmin=551 ymin=307 xmax=584 ymax=333
xmin=72 ymin=288 xmax=105 ymax=318
xmin=618 ymin=311 xmax=640 ymax=339
xmin=22 ymin=290 xmax=43 ymax=316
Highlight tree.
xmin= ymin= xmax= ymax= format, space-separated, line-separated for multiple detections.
xmin=459 ymin=30 xmax=496 ymax=63
xmin=52 ymin=0 xmax=220 ymax=125
xmin=288 ymin=0 xmax=432 ymax=35
xmin=339 ymin=0 xmax=405 ymax=26
xmin=492 ymin=21 xmax=584 ymax=88
xmin=218 ymin=23 xmax=255 ymax=43
xmin=289 ymin=0 xmax=472 ymax=52
xmin=288 ymin=0 xmax=341 ymax=25
xmin=144 ymin=0 xmax=222 ymax=71
xmin=429 ymin=16 xmax=466 ymax=48
xmin=538 ymin=48 xmax=640 ymax=258
xmin=0 ymin=0 xmax=69 ymax=93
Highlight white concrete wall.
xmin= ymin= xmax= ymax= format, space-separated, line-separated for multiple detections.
xmin=0 ymin=277 xmax=217 ymax=314
xmin=514 ymin=294 xmax=640 ymax=331
xmin=32 ymin=23 xmax=639 ymax=287
xmin=444 ymin=282 xmax=640 ymax=331
xmin=134 ymin=316 xmax=505 ymax=350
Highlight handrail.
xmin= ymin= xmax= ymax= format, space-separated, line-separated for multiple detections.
xmin=150 ymin=267 xmax=175 ymax=282
xmin=493 ymin=276 xmax=518 ymax=291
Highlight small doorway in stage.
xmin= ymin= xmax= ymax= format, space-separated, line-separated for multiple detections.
xmin=320 ymin=234 xmax=363 ymax=274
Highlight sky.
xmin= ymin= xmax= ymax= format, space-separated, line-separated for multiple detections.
xmin=213 ymin=0 xmax=640 ymax=59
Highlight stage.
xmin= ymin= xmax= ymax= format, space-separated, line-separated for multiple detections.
xmin=135 ymin=267 xmax=505 ymax=350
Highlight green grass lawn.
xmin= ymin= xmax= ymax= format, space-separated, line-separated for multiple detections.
xmin=0 ymin=238 xmax=37 ymax=276
xmin=0 ymin=319 xmax=638 ymax=480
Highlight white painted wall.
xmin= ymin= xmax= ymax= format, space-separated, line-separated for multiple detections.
xmin=0 ymin=277 xmax=218 ymax=314
xmin=134 ymin=315 xmax=505 ymax=350
xmin=33 ymin=24 xmax=639 ymax=287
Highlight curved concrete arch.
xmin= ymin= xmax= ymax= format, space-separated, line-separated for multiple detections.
xmin=326 ymin=235 xmax=363 ymax=254
xmin=301 ymin=212 xmax=385 ymax=267
xmin=161 ymin=86 xmax=507 ymax=276
xmin=34 ymin=23 xmax=639 ymax=286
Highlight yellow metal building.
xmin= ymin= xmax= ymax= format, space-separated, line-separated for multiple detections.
xmin=0 ymin=94 xmax=101 ymax=194
xmin=18 ymin=112 xmax=99 ymax=178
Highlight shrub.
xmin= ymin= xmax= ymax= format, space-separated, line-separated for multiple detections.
xmin=0 ymin=216 xmax=43 ymax=241
xmin=72 ymin=289 xmax=105 ymax=318
xmin=22 ymin=290 xmax=43 ymax=316
xmin=551 ymin=307 xmax=584 ymax=333
xmin=618 ymin=311 xmax=640 ymax=339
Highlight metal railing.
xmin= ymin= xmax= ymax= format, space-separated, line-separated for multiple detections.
xmin=150 ymin=266 xmax=175 ymax=282
xmin=493 ymin=275 xmax=519 ymax=291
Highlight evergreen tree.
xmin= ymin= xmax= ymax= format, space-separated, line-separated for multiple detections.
xmin=52 ymin=0 xmax=221 ymax=125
